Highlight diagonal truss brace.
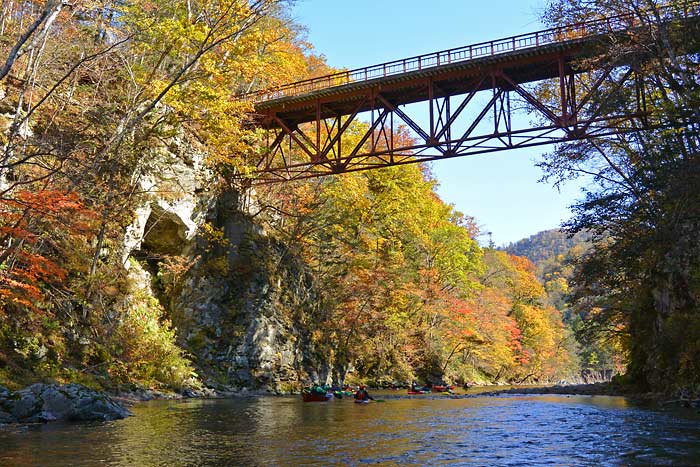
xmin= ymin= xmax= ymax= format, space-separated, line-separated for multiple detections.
xmin=252 ymin=61 xmax=648 ymax=184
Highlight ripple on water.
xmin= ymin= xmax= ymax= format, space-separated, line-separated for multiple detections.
xmin=0 ymin=394 xmax=699 ymax=466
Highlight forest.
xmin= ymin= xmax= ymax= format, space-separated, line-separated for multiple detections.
xmin=0 ymin=0 xmax=698 ymax=398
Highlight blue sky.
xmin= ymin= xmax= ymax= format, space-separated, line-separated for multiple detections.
xmin=290 ymin=0 xmax=588 ymax=246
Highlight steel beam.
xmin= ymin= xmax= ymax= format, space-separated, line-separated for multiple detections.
xmin=244 ymin=5 xmax=700 ymax=184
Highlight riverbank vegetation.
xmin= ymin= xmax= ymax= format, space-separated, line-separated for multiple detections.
xmin=0 ymin=0 xmax=697 ymax=397
xmin=255 ymin=166 xmax=578 ymax=386
xmin=0 ymin=0 xmax=322 ymax=390
xmin=540 ymin=0 xmax=700 ymax=395
xmin=505 ymin=230 xmax=624 ymax=382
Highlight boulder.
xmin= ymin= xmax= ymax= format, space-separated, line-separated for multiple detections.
xmin=0 ymin=384 xmax=131 ymax=424
xmin=8 ymin=385 xmax=43 ymax=420
xmin=0 ymin=409 xmax=15 ymax=424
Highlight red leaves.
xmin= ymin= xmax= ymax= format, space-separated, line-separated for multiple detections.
xmin=0 ymin=188 xmax=96 ymax=312
xmin=2 ymin=190 xmax=95 ymax=234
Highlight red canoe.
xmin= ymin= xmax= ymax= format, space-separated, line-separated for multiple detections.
xmin=302 ymin=392 xmax=332 ymax=402
xmin=431 ymin=385 xmax=455 ymax=392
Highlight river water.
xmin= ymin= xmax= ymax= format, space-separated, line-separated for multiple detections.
xmin=1 ymin=392 xmax=699 ymax=466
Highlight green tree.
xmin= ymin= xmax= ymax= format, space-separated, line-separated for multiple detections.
xmin=540 ymin=0 xmax=700 ymax=392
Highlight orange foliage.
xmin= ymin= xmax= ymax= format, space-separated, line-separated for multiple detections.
xmin=0 ymin=189 xmax=96 ymax=314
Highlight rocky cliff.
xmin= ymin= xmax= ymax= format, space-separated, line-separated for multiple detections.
xmin=121 ymin=133 xmax=329 ymax=394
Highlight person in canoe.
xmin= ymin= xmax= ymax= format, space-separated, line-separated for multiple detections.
xmin=354 ymin=385 xmax=374 ymax=402
xmin=408 ymin=381 xmax=430 ymax=394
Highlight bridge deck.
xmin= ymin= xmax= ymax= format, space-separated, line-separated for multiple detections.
xmin=245 ymin=4 xmax=699 ymax=128
xmin=241 ymin=4 xmax=700 ymax=183
xmin=254 ymin=39 xmax=591 ymax=128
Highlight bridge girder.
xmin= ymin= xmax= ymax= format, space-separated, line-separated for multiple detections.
xmin=250 ymin=61 xmax=647 ymax=184
xmin=241 ymin=3 xmax=699 ymax=184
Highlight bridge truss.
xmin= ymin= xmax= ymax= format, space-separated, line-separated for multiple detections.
xmin=243 ymin=4 xmax=697 ymax=184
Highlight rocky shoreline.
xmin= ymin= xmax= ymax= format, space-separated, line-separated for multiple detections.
xmin=480 ymin=382 xmax=631 ymax=397
xmin=479 ymin=382 xmax=700 ymax=409
xmin=3 ymin=381 xmax=698 ymax=427
xmin=107 ymin=386 xmax=270 ymax=406
xmin=0 ymin=382 xmax=282 ymax=427
xmin=0 ymin=384 xmax=131 ymax=425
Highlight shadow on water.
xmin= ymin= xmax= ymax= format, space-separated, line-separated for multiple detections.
xmin=1 ymin=393 xmax=699 ymax=466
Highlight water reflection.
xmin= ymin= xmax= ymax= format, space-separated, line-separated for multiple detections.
xmin=0 ymin=394 xmax=698 ymax=466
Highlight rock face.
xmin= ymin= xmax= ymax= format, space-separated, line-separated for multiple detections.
xmin=120 ymin=128 xmax=329 ymax=393
xmin=167 ymin=192 xmax=329 ymax=393
xmin=0 ymin=384 xmax=131 ymax=424
xmin=121 ymin=130 xmax=213 ymax=270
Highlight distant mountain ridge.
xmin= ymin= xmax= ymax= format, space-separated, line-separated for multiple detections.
xmin=503 ymin=229 xmax=590 ymax=267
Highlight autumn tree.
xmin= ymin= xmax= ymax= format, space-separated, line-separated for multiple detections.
xmin=540 ymin=0 xmax=700 ymax=392
xmin=0 ymin=0 xmax=317 ymax=389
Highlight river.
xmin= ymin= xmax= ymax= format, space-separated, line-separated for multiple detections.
xmin=1 ymin=391 xmax=699 ymax=466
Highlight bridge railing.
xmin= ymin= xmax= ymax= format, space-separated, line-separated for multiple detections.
xmin=242 ymin=3 xmax=699 ymax=104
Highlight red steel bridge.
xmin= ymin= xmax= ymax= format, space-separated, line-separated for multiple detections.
xmin=243 ymin=4 xmax=699 ymax=184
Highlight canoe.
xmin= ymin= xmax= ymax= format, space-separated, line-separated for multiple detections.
xmin=354 ymin=399 xmax=370 ymax=404
xmin=302 ymin=392 xmax=332 ymax=402
xmin=431 ymin=385 xmax=455 ymax=392
xmin=407 ymin=390 xmax=430 ymax=395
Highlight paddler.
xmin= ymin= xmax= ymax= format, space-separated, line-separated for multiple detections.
xmin=354 ymin=385 xmax=374 ymax=402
